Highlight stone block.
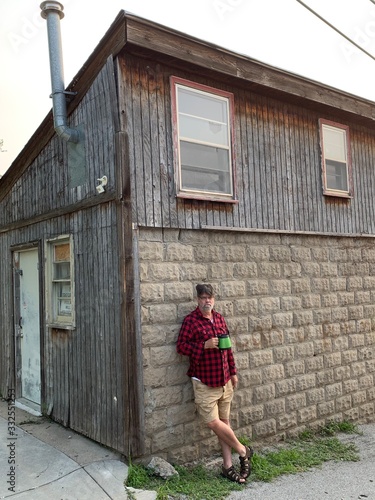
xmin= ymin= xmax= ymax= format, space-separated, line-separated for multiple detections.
xmin=261 ymin=330 xmax=284 ymax=348
xmin=239 ymin=405 xmax=264 ymax=425
xmin=263 ymin=364 xmax=285 ymax=382
xmin=277 ymin=412 xmax=297 ymax=430
xmin=330 ymin=277 xmax=347 ymax=291
xmin=297 ymin=406 xmax=317 ymax=423
xmin=343 ymin=379 xmax=359 ymax=394
xmin=281 ymin=296 xmax=302 ymax=311
xmin=247 ymin=279 xmax=269 ymax=296
xmin=180 ymin=263 xmax=208 ymax=281
xmin=286 ymin=393 xmax=306 ymax=412
xmin=166 ymin=243 xmax=194 ymax=261
xmin=275 ymin=378 xmax=296 ymax=396
xmin=317 ymin=400 xmax=335 ymax=417
xmin=296 ymin=374 xmax=316 ymax=391
xmin=352 ymin=390 xmax=367 ymax=405
xmin=291 ymin=278 xmax=311 ymax=294
xmin=151 ymin=345 xmax=180 ymax=367
xmin=239 ymin=369 xmax=262 ymax=387
xmin=294 ymin=342 xmax=315 ymax=358
xmin=139 ymin=241 xmax=164 ymax=261
xmin=285 ymin=327 xmax=305 ymax=344
xmin=348 ymin=305 xmax=364 ymax=320
xmin=311 ymin=248 xmax=329 ymax=261
xmin=221 ymin=280 xmax=246 ymax=298
xmin=293 ymin=310 xmax=313 ymax=326
xmin=335 ymin=395 xmax=352 ymax=412
xmin=302 ymin=262 xmax=320 ymax=276
xmin=265 ymin=398 xmax=286 ymax=416
xmin=347 ymin=276 xmax=363 ymax=290
xmin=149 ymin=304 xmax=178 ymax=324
xmin=316 ymin=369 xmax=334 ymax=385
xmin=305 ymin=355 xmax=324 ymax=372
xmin=311 ymin=278 xmax=330 ymax=292
xmin=320 ymin=262 xmax=338 ymax=277
xmin=306 ymin=387 xmax=325 ymax=404
xmin=209 ymin=262 xmax=234 ymax=279
xmin=258 ymin=262 xmax=281 ymax=278
xmin=359 ymin=375 xmax=374 ymax=390
xmin=249 ymin=315 xmax=272 ymax=331
xmin=165 ymin=282 xmax=193 ymax=302
xmin=194 ymin=245 xmax=221 ymax=262
xmin=283 ymin=262 xmax=302 ymax=277
xmin=222 ymin=245 xmax=246 ymax=262
xmin=152 ymin=425 xmax=185 ymax=453
xmin=321 ymin=294 xmax=339 ymax=307
xmin=324 ymin=352 xmax=342 ymax=368
xmin=253 ymin=419 xmax=277 ymax=437
xmin=249 ymin=349 xmax=273 ymax=367
xmin=341 ymin=321 xmax=357 ymax=334
xmin=343 ymin=407 xmax=360 ymax=421
xmin=141 ymin=283 xmax=165 ymax=304
xmin=272 ymin=312 xmax=293 ymax=328
xmin=351 ymin=361 xmax=366 ymax=377
xmin=359 ymin=403 xmax=374 ymax=419
xmin=253 ymin=383 xmax=276 ymax=403
xmin=233 ymin=262 xmax=258 ymax=277
xmin=325 ymin=382 xmax=342 ymax=399
xmin=247 ymin=245 xmax=270 ymax=261
xmin=149 ymin=263 xmax=180 ymax=281
xmin=274 ymin=345 xmax=294 ymax=363
xmin=333 ymin=365 xmax=351 ymax=381
xmin=305 ymin=325 xmax=323 ymax=340
xmin=313 ymin=307 xmax=333 ymax=324
xmin=355 ymin=291 xmax=371 ymax=304
xmin=270 ymin=246 xmax=291 ymax=262
xmin=332 ymin=336 xmax=349 ymax=351
xmin=331 ymin=308 xmax=349 ymax=322
xmin=285 ymin=360 xmax=305 ymax=377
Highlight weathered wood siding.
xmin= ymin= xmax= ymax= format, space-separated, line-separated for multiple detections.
xmin=0 ymin=57 xmax=135 ymax=454
xmin=119 ymin=52 xmax=375 ymax=235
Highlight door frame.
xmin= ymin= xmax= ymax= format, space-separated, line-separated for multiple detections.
xmin=12 ymin=241 xmax=45 ymax=410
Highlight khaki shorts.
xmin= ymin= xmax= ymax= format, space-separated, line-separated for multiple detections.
xmin=192 ymin=379 xmax=234 ymax=424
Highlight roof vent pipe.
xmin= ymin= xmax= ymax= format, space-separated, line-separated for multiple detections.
xmin=40 ymin=1 xmax=79 ymax=143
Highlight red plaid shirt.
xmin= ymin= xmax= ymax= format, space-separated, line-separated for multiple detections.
xmin=176 ymin=307 xmax=237 ymax=387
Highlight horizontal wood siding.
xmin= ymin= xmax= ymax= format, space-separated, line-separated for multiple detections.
xmin=119 ymin=52 xmax=375 ymax=236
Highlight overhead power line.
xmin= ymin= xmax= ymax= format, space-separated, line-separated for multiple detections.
xmin=296 ymin=0 xmax=375 ymax=63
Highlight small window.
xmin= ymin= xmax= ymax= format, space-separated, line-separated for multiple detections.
xmin=46 ymin=236 xmax=75 ymax=329
xmin=171 ymin=76 xmax=236 ymax=201
xmin=319 ymin=119 xmax=351 ymax=197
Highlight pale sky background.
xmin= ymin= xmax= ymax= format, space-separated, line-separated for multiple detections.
xmin=1 ymin=0 xmax=375 ymax=176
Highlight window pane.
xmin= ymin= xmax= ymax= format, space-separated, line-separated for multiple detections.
xmin=179 ymin=114 xmax=229 ymax=146
xmin=180 ymin=142 xmax=231 ymax=194
xmin=178 ymin=87 xmax=228 ymax=123
xmin=181 ymin=141 xmax=230 ymax=172
xmin=54 ymin=262 xmax=70 ymax=280
xmin=54 ymin=243 xmax=70 ymax=262
xmin=323 ymin=126 xmax=346 ymax=161
xmin=326 ymin=160 xmax=348 ymax=191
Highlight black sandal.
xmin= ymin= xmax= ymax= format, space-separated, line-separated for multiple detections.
xmin=239 ymin=445 xmax=254 ymax=479
xmin=221 ymin=465 xmax=246 ymax=484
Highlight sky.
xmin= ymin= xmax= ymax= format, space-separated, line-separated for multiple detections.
xmin=1 ymin=0 xmax=375 ymax=176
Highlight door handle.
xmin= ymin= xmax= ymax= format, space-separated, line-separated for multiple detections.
xmin=19 ymin=316 xmax=23 ymax=328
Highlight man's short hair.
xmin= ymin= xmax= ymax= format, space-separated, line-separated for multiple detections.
xmin=196 ymin=284 xmax=214 ymax=297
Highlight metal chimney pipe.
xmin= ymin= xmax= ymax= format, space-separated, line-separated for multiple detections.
xmin=40 ymin=1 xmax=79 ymax=143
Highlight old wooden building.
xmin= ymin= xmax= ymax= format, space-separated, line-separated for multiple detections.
xmin=1 ymin=8 xmax=375 ymax=461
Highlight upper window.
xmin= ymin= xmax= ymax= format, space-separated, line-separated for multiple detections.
xmin=171 ymin=77 xmax=235 ymax=202
xmin=46 ymin=236 xmax=75 ymax=329
xmin=319 ymin=119 xmax=352 ymax=197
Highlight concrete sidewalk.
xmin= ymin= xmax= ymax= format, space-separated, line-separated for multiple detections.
xmin=0 ymin=399 xmax=156 ymax=500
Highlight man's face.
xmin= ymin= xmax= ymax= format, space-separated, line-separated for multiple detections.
xmin=198 ymin=294 xmax=214 ymax=314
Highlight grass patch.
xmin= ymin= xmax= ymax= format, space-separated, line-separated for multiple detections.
xmin=126 ymin=422 xmax=360 ymax=499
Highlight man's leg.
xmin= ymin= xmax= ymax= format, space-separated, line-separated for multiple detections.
xmin=207 ymin=417 xmax=247 ymax=459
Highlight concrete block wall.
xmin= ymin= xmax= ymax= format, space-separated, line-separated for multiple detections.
xmin=139 ymin=227 xmax=375 ymax=463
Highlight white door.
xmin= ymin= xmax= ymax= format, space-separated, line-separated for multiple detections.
xmin=16 ymin=249 xmax=41 ymax=405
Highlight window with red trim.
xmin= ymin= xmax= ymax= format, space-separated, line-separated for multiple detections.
xmin=319 ymin=119 xmax=352 ymax=198
xmin=171 ymin=77 xmax=236 ymax=202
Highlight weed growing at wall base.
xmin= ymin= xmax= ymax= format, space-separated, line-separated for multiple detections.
xmin=126 ymin=421 xmax=360 ymax=499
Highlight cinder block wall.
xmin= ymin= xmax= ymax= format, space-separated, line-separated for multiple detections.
xmin=139 ymin=227 xmax=375 ymax=463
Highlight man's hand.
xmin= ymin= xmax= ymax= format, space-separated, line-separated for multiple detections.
xmin=204 ymin=337 xmax=219 ymax=349
xmin=231 ymin=375 xmax=238 ymax=389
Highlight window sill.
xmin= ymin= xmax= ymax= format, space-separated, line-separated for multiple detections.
xmin=47 ymin=323 xmax=75 ymax=331
xmin=323 ymin=190 xmax=353 ymax=199
xmin=177 ymin=193 xmax=238 ymax=204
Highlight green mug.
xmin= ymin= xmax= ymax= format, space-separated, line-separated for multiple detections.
xmin=218 ymin=334 xmax=231 ymax=350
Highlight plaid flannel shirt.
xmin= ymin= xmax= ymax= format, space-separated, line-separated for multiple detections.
xmin=176 ymin=307 xmax=237 ymax=387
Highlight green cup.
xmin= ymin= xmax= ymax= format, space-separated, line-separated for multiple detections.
xmin=218 ymin=334 xmax=231 ymax=350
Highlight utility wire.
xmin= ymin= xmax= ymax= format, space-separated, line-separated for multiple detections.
xmin=296 ymin=0 xmax=375 ymax=62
